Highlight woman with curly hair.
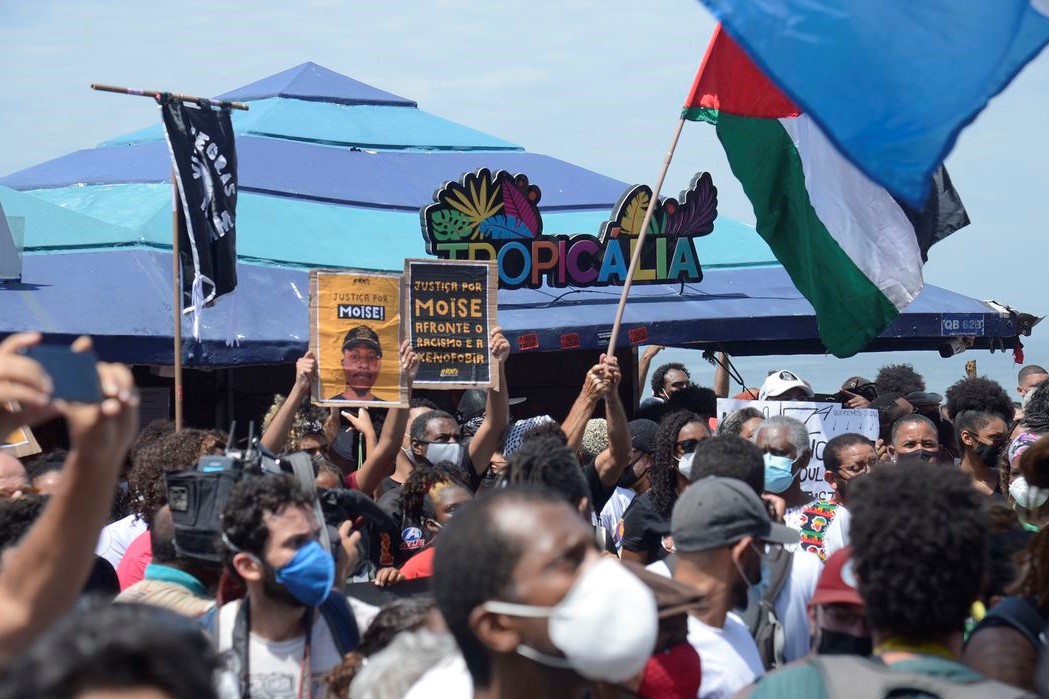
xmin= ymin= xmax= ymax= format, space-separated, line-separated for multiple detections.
xmin=619 ymin=410 xmax=710 ymax=564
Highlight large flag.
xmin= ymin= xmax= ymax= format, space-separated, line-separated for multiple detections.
xmin=160 ymin=95 xmax=238 ymax=337
xmin=698 ymin=0 xmax=1049 ymax=207
xmin=687 ymin=26 xmax=970 ymax=358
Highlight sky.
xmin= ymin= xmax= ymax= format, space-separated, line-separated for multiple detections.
xmin=1 ymin=0 xmax=1047 ymax=319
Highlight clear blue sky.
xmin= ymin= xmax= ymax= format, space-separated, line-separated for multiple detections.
xmin=1 ymin=0 xmax=1047 ymax=318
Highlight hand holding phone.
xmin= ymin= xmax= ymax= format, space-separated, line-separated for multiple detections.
xmin=23 ymin=344 xmax=103 ymax=403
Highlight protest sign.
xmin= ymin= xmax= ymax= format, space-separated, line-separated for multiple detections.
xmin=717 ymin=399 xmax=879 ymax=500
xmin=405 ymin=259 xmax=498 ymax=390
xmin=1 ymin=425 xmax=41 ymax=459
xmin=310 ymin=270 xmax=407 ymax=408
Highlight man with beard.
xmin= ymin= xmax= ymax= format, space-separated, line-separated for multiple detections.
xmin=215 ymin=475 xmax=357 ymax=698
xmin=669 ymin=476 xmax=799 ymax=698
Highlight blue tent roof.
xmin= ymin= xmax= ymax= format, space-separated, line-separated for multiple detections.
xmin=0 ymin=64 xmax=1028 ymax=365
xmin=0 ymin=249 xmax=1016 ymax=365
xmin=215 ymin=61 xmax=417 ymax=107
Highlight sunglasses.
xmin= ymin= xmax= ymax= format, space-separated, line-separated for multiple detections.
xmin=675 ymin=438 xmax=702 ymax=453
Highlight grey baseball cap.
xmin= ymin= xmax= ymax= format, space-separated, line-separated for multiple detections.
xmin=671 ymin=476 xmax=799 ymax=552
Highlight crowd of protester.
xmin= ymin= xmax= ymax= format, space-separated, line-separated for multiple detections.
xmin=2 ymin=330 xmax=1049 ymax=698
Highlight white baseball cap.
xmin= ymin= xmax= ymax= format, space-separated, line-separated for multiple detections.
xmin=758 ymin=370 xmax=814 ymax=401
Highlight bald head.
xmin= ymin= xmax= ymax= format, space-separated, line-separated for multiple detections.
xmin=0 ymin=454 xmax=27 ymax=494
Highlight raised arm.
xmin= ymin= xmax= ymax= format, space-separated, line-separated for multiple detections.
xmin=261 ymin=352 xmax=316 ymax=453
xmin=467 ymin=327 xmax=510 ymax=476
xmin=637 ymin=345 xmax=663 ymax=402
xmin=340 ymin=407 xmax=378 ymax=455
xmin=594 ymin=355 xmax=631 ymax=488
xmin=714 ymin=351 xmax=730 ymax=399
xmin=563 ymin=361 xmax=610 ymax=455
xmin=353 ymin=341 xmax=419 ymax=495
xmin=0 ymin=336 xmax=138 ymax=663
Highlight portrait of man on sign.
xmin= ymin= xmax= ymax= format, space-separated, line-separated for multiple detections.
xmin=331 ymin=325 xmax=384 ymax=402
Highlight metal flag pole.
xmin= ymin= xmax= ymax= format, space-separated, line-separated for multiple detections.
xmin=91 ymin=83 xmax=248 ymax=430
xmin=605 ymin=117 xmax=687 ymax=357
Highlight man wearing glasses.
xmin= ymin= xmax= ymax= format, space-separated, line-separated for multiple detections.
xmin=331 ymin=326 xmax=386 ymax=402
xmin=821 ymin=434 xmax=877 ymax=561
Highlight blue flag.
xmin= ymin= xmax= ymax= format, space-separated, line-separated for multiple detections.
xmin=698 ymin=0 xmax=1049 ymax=207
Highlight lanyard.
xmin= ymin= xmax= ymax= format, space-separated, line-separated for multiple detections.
xmin=235 ymin=598 xmax=314 ymax=699
xmin=873 ymin=637 xmax=954 ymax=661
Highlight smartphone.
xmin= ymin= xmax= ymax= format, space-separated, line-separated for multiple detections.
xmin=23 ymin=345 xmax=103 ymax=403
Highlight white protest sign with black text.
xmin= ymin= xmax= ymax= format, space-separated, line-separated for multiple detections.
xmin=717 ymin=399 xmax=879 ymax=500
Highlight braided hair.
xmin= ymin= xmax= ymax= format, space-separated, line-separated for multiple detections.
xmin=649 ymin=411 xmax=703 ymax=518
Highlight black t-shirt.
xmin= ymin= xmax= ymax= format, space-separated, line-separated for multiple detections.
xmin=584 ymin=459 xmax=616 ymax=515
xmin=620 ymin=490 xmax=671 ymax=563
xmin=371 ymin=485 xmax=432 ymax=568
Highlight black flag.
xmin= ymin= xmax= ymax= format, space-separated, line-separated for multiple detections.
xmin=160 ymin=95 xmax=238 ymax=319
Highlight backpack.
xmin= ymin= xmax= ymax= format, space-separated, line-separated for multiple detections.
xmin=739 ymin=545 xmax=793 ymax=671
xmin=810 ymin=654 xmax=1035 ymax=699
xmin=969 ymin=596 xmax=1048 ymax=652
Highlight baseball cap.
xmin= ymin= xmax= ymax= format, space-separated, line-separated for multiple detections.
xmin=456 ymin=388 xmax=527 ymax=423
xmin=905 ymin=391 xmax=943 ymax=410
xmin=671 ymin=476 xmax=799 ymax=552
xmin=759 ymin=370 xmax=814 ymax=401
xmin=809 ymin=547 xmax=864 ymax=608
xmin=341 ymin=326 xmax=382 ymax=356
xmin=628 ymin=419 xmax=659 ymax=454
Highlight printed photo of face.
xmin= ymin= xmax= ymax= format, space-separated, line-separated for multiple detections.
xmin=334 ymin=325 xmax=382 ymax=401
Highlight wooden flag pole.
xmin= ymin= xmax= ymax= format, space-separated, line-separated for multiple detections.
xmin=91 ymin=84 xmax=249 ymax=430
xmin=606 ymin=117 xmax=687 ymax=357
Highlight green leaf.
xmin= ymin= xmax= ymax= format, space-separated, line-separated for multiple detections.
xmin=431 ymin=209 xmax=474 ymax=242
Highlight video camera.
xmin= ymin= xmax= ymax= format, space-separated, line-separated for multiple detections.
xmin=164 ymin=422 xmax=397 ymax=565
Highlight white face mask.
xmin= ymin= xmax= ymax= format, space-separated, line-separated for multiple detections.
xmin=483 ymin=558 xmax=658 ymax=682
xmin=1010 ymin=476 xmax=1049 ymax=510
xmin=676 ymin=452 xmax=696 ymax=480
xmin=425 ymin=441 xmax=464 ymax=466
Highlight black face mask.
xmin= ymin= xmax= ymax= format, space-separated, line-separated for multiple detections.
xmin=816 ymin=629 xmax=872 ymax=656
xmin=616 ymin=454 xmax=649 ymax=489
xmin=915 ymin=448 xmax=938 ymax=462
xmin=973 ymin=440 xmax=1004 ymax=466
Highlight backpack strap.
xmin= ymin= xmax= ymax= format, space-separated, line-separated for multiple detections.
xmin=663 ymin=554 xmax=677 ymax=574
xmin=740 ymin=546 xmax=792 ymax=633
xmin=319 ymin=590 xmax=360 ymax=655
xmin=971 ymin=596 xmax=1047 ymax=652
xmin=810 ymin=655 xmax=1035 ymax=699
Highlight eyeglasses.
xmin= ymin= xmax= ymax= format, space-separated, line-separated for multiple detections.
xmin=675 ymin=438 xmax=702 ymax=453
xmin=344 ymin=353 xmax=380 ymax=366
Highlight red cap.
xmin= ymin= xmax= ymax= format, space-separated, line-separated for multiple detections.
xmin=809 ymin=547 xmax=864 ymax=608
xmin=639 ymin=642 xmax=701 ymax=699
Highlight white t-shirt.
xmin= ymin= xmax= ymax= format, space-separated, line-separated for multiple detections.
xmin=216 ymin=600 xmax=343 ymax=699
xmin=404 ymin=652 xmax=473 ymax=698
xmin=599 ymin=486 xmax=636 ymax=551
xmin=774 ymin=550 xmax=822 ymax=663
xmin=95 ymin=513 xmax=147 ymax=569
xmin=688 ymin=613 xmax=765 ymax=699
xmin=822 ymin=505 xmax=851 ymax=559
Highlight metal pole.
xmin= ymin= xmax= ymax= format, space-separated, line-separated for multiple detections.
xmin=90 ymin=83 xmax=249 ymax=110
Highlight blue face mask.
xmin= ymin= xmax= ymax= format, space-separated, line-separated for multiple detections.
xmin=274 ymin=541 xmax=336 ymax=607
xmin=764 ymin=453 xmax=799 ymax=493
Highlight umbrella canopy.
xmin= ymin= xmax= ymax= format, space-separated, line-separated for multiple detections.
xmin=0 ymin=62 xmax=1029 ymax=365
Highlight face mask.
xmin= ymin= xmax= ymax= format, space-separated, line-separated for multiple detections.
xmin=742 ymin=556 xmax=772 ymax=612
xmin=425 ymin=441 xmax=465 ymax=466
xmin=1010 ymin=476 xmax=1049 ymax=510
xmin=972 ymin=440 xmax=1004 ymax=466
xmin=483 ymin=558 xmax=658 ymax=682
xmin=915 ymin=449 xmax=938 ymax=462
xmin=763 ymin=453 xmax=799 ymax=493
xmin=675 ymin=452 xmax=696 ymax=481
xmin=816 ymin=629 xmax=873 ymax=656
xmin=616 ymin=454 xmax=649 ymax=489
xmin=273 ymin=541 xmax=336 ymax=607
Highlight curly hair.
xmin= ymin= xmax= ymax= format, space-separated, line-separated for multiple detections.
xmin=1022 ymin=380 xmax=1049 ymax=433
xmin=0 ymin=493 xmax=46 ymax=551
xmin=520 ymin=420 xmax=568 ymax=446
xmin=1010 ymin=526 xmax=1049 ymax=610
xmin=221 ymin=474 xmax=313 ymax=560
xmin=128 ymin=428 xmax=219 ymax=526
xmin=718 ymin=407 xmax=763 ymax=437
xmin=505 ymin=437 xmax=588 ymax=511
xmin=690 ymin=435 xmax=764 ymax=493
xmin=323 ymin=597 xmax=437 ymax=696
xmin=666 ymin=385 xmax=718 ymax=421
xmin=875 ymin=363 xmax=926 ymax=396
xmin=650 ymin=362 xmax=689 ymax=396
xmin=261 ymin=394 xmax=330 ymax=454
xmin=945 ymin=376 xmax=1014 ymax=423
xmin=849 ymin=460 xmax=986 ymax=639
xmin=0 ymin=603 xmax=219 ymax=699
xmin=649 ymin=411 xmax=705 ymax=518
xmin=400 ymin=462 xmax=467 ymax=523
